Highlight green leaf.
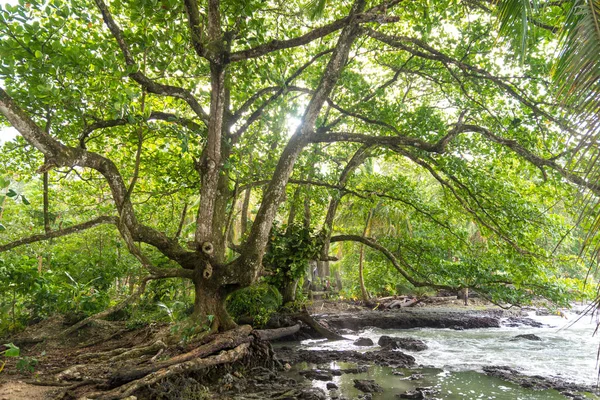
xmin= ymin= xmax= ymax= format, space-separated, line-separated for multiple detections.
xmin=0 ymin=223 xmax=5 ymax=232
xmin=20 ymin=195 xmax=30 ymax=205
xmin=6 ymin=189 xmax=17 ymax=198
xmin=3 ymin=343 xmax=20 ymax=357
xmin=34 ymin=50 xmax=42 ymax=58
xmin=0 ymin=177 xmax=9 ymax=189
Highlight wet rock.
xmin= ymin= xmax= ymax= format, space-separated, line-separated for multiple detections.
xmin=392 ymin=370 xmax=405 ymax=376
xmin=276 ymin=348 xmax=415 ymax=368
xmin=297 ymin=387 xmax=327 ymax=400
xmin=398 ymin=390 xmax=424 ymax=399
xmin=354 ymin=379 xmax=383 ymax=393
xmin=560 ymin=392 xmax=586 ymax=400
xmin=320 ymin=309 xmax=501 ymax=331
xmin=299 ymin=369 xmax=334 ymax=381
xmin=503 ymin=317 xmax=544 ymax=328
xmin=329 ymin=389 xmax=341 ymax=399
xmin=341 ymin=365 xmax=368 ymax=374
xmin=408 ymin=373 xmax=423 ymax=380
xmin=358 ymin=395 xmax=373 ymax=400
xmin=482 ymin=366 xmax=597 ymax=394
xmin=327 ymin=382 xmax=338 ymax=389
xmin=354 ymin=337 xmax=374 ymax=346
xmin=378 ymin=335 xmax=428 ymax=351
xmin=511 ymin=334 xmax=542 ymax=341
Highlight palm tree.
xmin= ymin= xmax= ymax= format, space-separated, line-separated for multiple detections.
xmin=497 ymin=0 xmax=599 ymax=147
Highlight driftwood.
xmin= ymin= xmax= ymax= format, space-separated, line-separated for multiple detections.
xmin=254 ymin=324 xmax=300 ymax=341
xmin=294 ymin=308 xmax=348 ymax=341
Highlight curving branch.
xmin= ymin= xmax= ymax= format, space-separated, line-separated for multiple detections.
xmin=363 ymin=27 xmax=577 ymax=136
xmin=242 ymin=0 xmax=369 ymax=271
xmin=393 ymin=147 xmax=537 ymax=256
xmin=0 ymin=87 xmax=198 ymax=269
xmin=228 ymin=2 xmax=402 ymax=63
xmin=0 ymin=216 xmax=118 ymax=252
xmin=329 ymin=234 xmax=455 ymax=290
xmin=93 ymin=0 xmax=209 ymax=122
xmin=80 ymin=111 xmax=204 ymax=148
xmin=183 ymin=0 xmax=208 ymax=60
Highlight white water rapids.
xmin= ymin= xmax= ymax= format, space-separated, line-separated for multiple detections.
xmin=300 ymin=306 xmax=600 ymax=386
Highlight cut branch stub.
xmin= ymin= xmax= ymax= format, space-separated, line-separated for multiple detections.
xmin=201 ymin=241 xmax=214 ymax=255
xmin=203 ymin=263 xmax=213 ymax=279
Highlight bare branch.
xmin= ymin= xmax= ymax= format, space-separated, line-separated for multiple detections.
xmin=0 ymin=216 xmax=118 ymax=252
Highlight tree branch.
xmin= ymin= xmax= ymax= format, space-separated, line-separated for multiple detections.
xmin=0 ymin=216 xmax=118 ymax=252
xmin=93 ymin=0 xmax=209 ymax=122
xmin=330 ymin=234 xmax=455 ymax=290
xmin=80 ymin=111 xmax=204 ymax=148
xmin=0 ymin=87 xmax=198 ymax=268
xmin=228 ymin=6 xmax=400 ymax=63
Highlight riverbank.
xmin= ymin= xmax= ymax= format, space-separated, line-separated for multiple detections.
xmin=0 ymin=299 xmax=597 ymax=399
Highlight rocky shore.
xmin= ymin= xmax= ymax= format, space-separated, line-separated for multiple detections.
xmin=210 ymin=304 xmax=598 ymax=400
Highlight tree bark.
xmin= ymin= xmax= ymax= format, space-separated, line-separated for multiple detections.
xmin=359 ymin=209 xmax=373 ymax=301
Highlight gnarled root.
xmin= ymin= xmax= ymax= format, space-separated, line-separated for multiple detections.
xmin=95 ymin=342 xmax=252 ymax=399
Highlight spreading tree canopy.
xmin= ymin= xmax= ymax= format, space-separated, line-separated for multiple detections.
xmin=0 ymin=0 xmax=597 ymax=330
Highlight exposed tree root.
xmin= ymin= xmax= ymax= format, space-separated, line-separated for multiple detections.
xmin=59 ymin=280 xmax=148 ymax=338
xmin=94 ymin=342 xmax=251 ymax=400
xmin=107 ymin=325 xmax=253 ymax=388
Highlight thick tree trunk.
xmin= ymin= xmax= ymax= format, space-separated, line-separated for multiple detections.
xmin=192 ymin=274 xmax=236 ymax=331
xmin=281 ymin=278 xmax=299 ymax=304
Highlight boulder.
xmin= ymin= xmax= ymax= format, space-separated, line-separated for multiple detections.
xmin=354 ymin=337 xmax=374 ymax=346
xmin=512 ymin=334 xmax=542 ymax=341
xmin=378 ymin=335 xmax=428 ymax=351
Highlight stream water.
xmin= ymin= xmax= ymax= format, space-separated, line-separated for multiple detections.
xmin=286 ymin=307 xmax=600 ymax=399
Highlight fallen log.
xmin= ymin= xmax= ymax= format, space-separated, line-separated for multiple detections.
xmin=254 ymin=324 xmax=300 ymax=341
xmin=295 ymin=308 xmax=348 ymax=341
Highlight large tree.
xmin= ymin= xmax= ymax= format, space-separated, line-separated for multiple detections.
xmin=0 ymin=0 xmax=596 ymax=330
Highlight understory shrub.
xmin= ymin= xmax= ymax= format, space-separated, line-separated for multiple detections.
xmin=226 ymin=283 xmax=282 ymax=327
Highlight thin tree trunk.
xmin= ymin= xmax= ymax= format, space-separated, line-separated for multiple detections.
xmin=175 ymin=202 xmax=188 ymax=239
xmin=241 ymin=187 xmax=251 ymax=238
xmin=286 ymin=187 xmax=301 ymax=229
xmin=359 ymin=209 xmax=373 ymax=301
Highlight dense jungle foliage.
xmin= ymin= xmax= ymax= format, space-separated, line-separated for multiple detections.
xmin=1 ymin=0 xmax=599 ymax=334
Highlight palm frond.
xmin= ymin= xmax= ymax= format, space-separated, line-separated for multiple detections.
xmin=496 ymin=0 xmax=539 ymax=63
xmin=554 ymin=0 xmax=600 ymax=138
xmin=305 ymin=0 xmax=328 ymax=20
